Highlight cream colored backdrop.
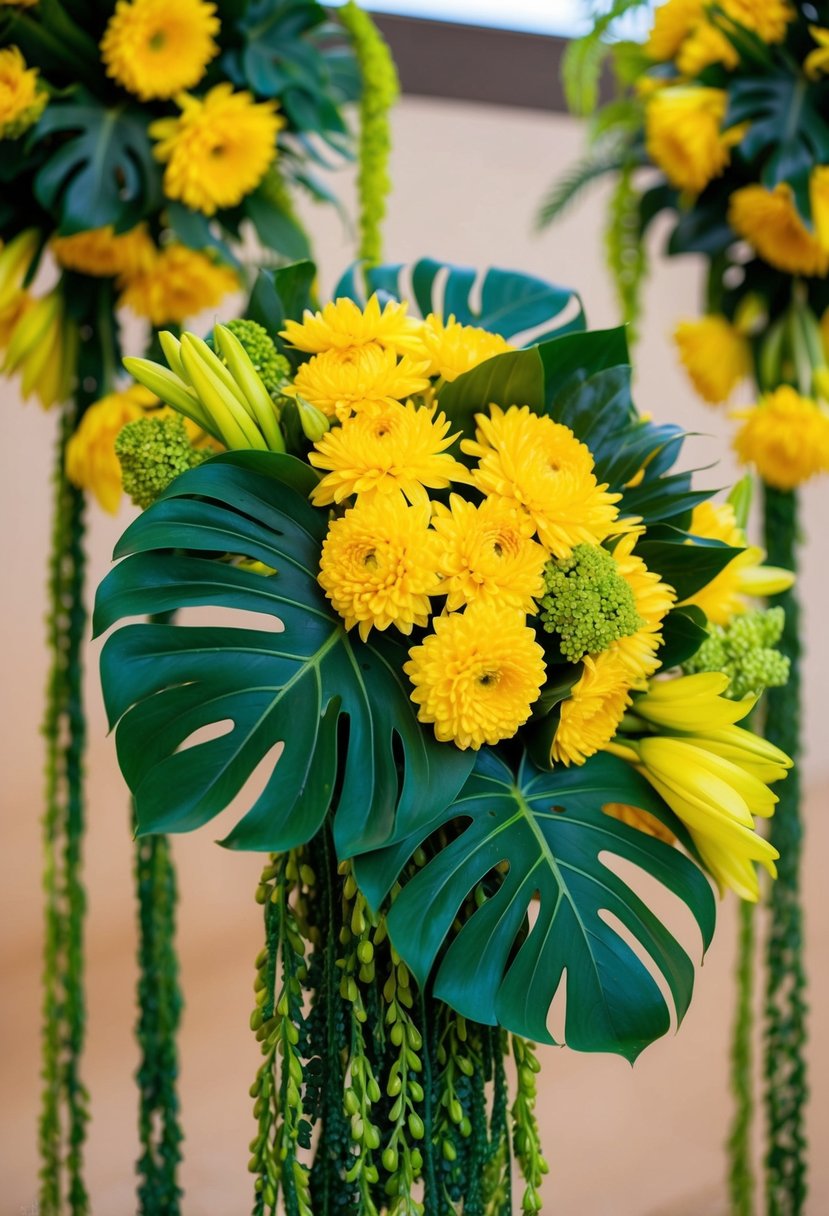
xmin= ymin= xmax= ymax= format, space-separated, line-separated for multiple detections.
xmin=2 ymin=99 xmax=828 ymax=1215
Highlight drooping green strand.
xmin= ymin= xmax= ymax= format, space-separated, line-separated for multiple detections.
xmin=339 ymin=2 xmax=400 ymax=265
xmin=604 ymin=156 xmax=647 ymax=341
xmin=433 ymin=1004 xmax=476 ymax=1212
xmin=134 ymin=829 xmax=183 ymax=1215
xmin=483 ymin=1030 xmax=512 ymax=1216
xmin=729 ymin=898 xmax=756 ymax=1216
xmin=511 ymin=1036 xmax=548 ymax=1214
xmin=762 ymin=485 xmax=808 ymax=1216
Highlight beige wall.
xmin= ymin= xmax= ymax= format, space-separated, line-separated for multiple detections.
xmin=2 ymin=97 xmax=828 ymax=1214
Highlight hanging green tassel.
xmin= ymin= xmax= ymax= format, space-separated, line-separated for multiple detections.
xmin=728 ymin=899 xmax=756 ymax=1216
xmin=762 ymin=484 xmax=808 ymax=1216
xmin=339 ymin=2 xmax=400 ymax=266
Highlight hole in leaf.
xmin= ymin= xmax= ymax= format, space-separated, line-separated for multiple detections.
xmin=175 ymin=719 xmax=234 ymax=752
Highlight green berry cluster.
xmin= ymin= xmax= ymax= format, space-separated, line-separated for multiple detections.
xmin=511 ymin=1036 xmax=549 ymax=1213
xmin=539 ymin=543 xmax=642 ymax=662
xmin=214 ymin=319 xmax=290 ymax=398
xmin=115 ymin=414 xmax=211 ymax=510
xmin=683 ymin=607 xmax=790 ymax=699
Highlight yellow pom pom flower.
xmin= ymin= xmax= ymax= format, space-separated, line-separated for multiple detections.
xmin=729 ymin=184 xmax=828 ymax=278
xmin=418 ymin=314 xmax=512 ymax=382
xmin=609 ymin=533 xmax=676 ymax=685
xmin=51 ymin=224 xmax=154 ymax=278
xmin=0 ymin=45 xmax=47 ymax=139
xmin=65 ymin=385 xmax=157 ymax=513
xmin=281 ymin=294 xmax=425 ymax=358
xmin=432 ymin=493 xmax=548 ymax=612
xmin=318 ymin=494 xmax=442 ymax=641
xmin=118 ymin=244 xmax=239 ymax=326
xmin=680 ymin=501 xmax=794 ymax=625
xmin=732 ymin=385 xmax=829 ymax=490
xmin=552 ymin=651 xmax=633 ymax=767
xmin=309 ymin=400 xmax=470 ymax=508
xmin=645 ymin=87 xmax=738 ymax=196
xmin=288 ymin=344 xmax=431 ymax=421
xmin=150 ymin=84 xmax=282 ymax=216
xmin=674 ymin=315 xmax=752 ymax=405
xmin=101 ymin=0 xmax=220 ymax=101
xmin=404 ymin=602 xmax=546 ymax=750
xmin=462 ymin=405 xmax=622 ymax=558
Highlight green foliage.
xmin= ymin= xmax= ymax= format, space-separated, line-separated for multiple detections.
xmin=683 ymin=607 xmax=790 ymax=699
xmin=604 ymin=158 xmax=648 ymax=336
xmin=93 ymin=451 xmax=474 ymax=859
xmin=560 ymin=0 xmax=651 ymax=116
xmin=539 ymin=543 xmax=641 ymax=662
xmin=357 ymin=750 xmax=716 ymax=1058
xmin=116 ymin=415 xmax=212 ymax=510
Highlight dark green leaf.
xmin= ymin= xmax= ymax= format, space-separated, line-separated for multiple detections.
xmin=247 ymin=261 xmax=316 ymax=351
xmin=539 ymin=326 xmax=629 ymax=403
xmin=438 ymin=348 xmax=545 ymax=437
xmin=657 ymin=605 xmax=710 ymax=668
xmin=244 ymin=187 xmax=311 ymax=260
xmin=94 ymin=451 xmax=473 ymax=856
xmin=357 ymin=750 xmax=715 ymax=1058
xmin=635 ymin=526 xmax=742 ymax=600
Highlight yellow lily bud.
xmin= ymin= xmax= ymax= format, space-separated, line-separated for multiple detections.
xmin=632 ymin=672 xmax=754 ymax=732
xmin=0 ymin=228 xmax=39 ymax=310
xmin=179 ymin=336 xmax=267 ymax=451
xmin=214 ymin=323 xmax=285 ymax=453
xmin=123 ymin=356 xmax=216 ymax=437
xmin=296 ymin=395 xmax=331 ymax=443
xmin=158 ymin=330 xmax=188 ymax=382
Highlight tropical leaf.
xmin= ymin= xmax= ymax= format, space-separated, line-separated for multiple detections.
xmin=335 ymin=258 xmax=585 ymax=343
xmin=32 ymin=95 xmax=159 ymax=234
xmin=93 ymin=451 xmax=473 ymax=858
xmin=535 ymin=139 xmax=627 ymax=230
xmin=356 ymin=749 xmax=716 ymax=1059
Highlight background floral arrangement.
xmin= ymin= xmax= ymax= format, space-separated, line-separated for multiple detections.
xmin=93 ymin=256 xmax=794 ymax=1213
xmin=0 ymin=1 xmax=397 ymax=1211
xmin=539 ymin=1 xmax=828 ymax=1211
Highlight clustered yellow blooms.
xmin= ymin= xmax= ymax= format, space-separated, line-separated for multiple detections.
xmin=283 ymin=294 xmax=677 ymax=761
xmin=646 ymin=0 xmax=793 ymax=76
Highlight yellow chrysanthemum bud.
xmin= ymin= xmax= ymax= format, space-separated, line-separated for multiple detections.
xmin=732 ymin=385 xmax=829 ymax=490
xmin=674 ymin=315 xmax=752 ymax=405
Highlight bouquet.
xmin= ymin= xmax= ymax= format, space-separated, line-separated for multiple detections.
xmin=94 ymin=258 xmax=793 ymax=1213
xmin=540 ymin=2 xmax=827 ymax=1209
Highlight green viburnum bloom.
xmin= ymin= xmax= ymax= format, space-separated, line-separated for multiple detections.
xmin=683 ymin=606 xmax=790 ymax=700
xmin=115 ymin=413 xmax=212 ymax=509
xmin=539 ymin=543 xmax=642 ymax=662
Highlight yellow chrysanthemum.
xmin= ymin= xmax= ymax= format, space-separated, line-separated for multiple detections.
xmin=722 ymin=0 xmax=793 ymax=44
xmin=309 ymin=399 xmax=470 ymax=508
xmin=462 ymin=405 xmax=622 ymax=558
xmin=646 ymin=0 xmax=704 ymax=61
xmin=150 ymin=84 xmax=282 ymax=216
xmin=0 ymin=45 xmax=46 ymax=138
xmin=418 ymin=314 xmax=512 ymax=382
xmin=552 ymin=651 xmax=633 ymax=767
xmin=676 ymin=21 xmax=738 ymax=74
xmin=646 ymin=87 xmax=738 ymax=196
xmin=805 ymin=26 xmax=829 ymax=79
xmin=118 ymin=244 xmax=239 ymax=326
xmin=101 ymin=0 xmax=219 ymax=101
xmin=65 ymin=385 xmax=157 ymax=513
xmin=610 ymin=533 xmax=676 ymax=685
xmin=51 ymin=224 xmax=154 ymax=278
xmin=680 ymin=500 xmax=794 ymax=625
xmin=432 ymin=493 xmax=547 ymax=612
xmin=281 ymin=294 xmax=425 ymax=358
xmin=404 ymin=602 xmax=546 ymax=750
xmin=604 ymin=802 xmax=676 ymax=844
xmin=318 ymin=494 xmax=441 ymax=641
xmin=729 ymin=184 xmax=828 ymax=278
xmin=288 ymin=344 xmax=431 ymax=421
xmin=674 ymin=315 xmax=751 ymax=405
xmin=732 ymin=386 xmax=829 ymax=491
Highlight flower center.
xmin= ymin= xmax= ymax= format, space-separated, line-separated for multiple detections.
xmin=148 ymin=30 xmax=167 ymax=51
xmin=363 ymin=549 xmax=378 ymax=569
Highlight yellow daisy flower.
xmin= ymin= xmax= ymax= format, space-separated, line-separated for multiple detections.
xmin=610 ymin=533 xmax=676 ymax=685
xmin=680 ymin=500 xmax=794 ymax=624
xmin=432 ymin=493 xmax=548 ymax=612
xmin=674 ymin=315 xmax=752 ymax=405
xmin=462 ymin=405 xmax=622 ymax=558
xmin=51 ymin=223 xmax=154 ymax=278
xmin=0 ymin=45 xmax=47 ymax=139
xmin=318 ymin=494 xmax=441 ymax=641
xmin=65 ymin=385 xmax=157 ymax=513
xmin=281 ymin=294 xmax=425 ymax=358
xmin=732 ymin=386 xmax=829 ymax=490
xmin=288 ymin=344 xmax=431 ymax=421
xmin=309 ymin=399 xmax=470 ymax=508
xmin=552 ymin=650 xmax=633 ymax=767
xmin=101 ymin=0 xmax=219 ymax=101
xmin=729 ymin=184 xmax=828 ymax=278
xmin=150 ymin=84 xmax=282 ymax=216
xmin=404 ymin=602 xmax=546 ymax=750
xmin=418 ymin=313 xmax=512 ymax=382
xmin=118 ymin=244 xmax=239 ymax=326
xmin=805 ymin=25 xmax=829 ymax=79
xmin=646 ymin=87 xmax=738 ymax=196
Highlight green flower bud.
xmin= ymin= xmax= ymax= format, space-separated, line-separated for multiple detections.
xmin=539 ymin=543 xmax=642 ymax=662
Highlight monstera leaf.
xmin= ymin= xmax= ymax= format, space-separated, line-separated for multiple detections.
xmin=93 ymin=452 xmax=473 ymax=857
xmin=33 ymin=95 xmax=159 ymax=234
xmin=335 ymin=258 xmax=585 ymax=343
xmin=356 ymin=750 xmax=716 ymax=1059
